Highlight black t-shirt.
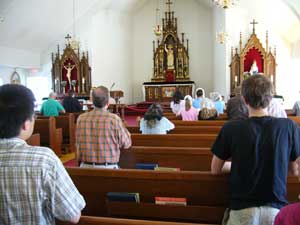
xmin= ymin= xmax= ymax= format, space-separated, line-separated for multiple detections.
xmin=211 ymin=116 xmax=300 ymax=210
xmin=62 ymin=96 xmax=82 ymax=113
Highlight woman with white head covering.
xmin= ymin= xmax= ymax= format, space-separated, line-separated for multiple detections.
xmin=193 ymin=87 xmax=214 ymax=110
xmin=211 ymin=92 xmax=225 ymax=114
xmin=179 ymin=95 xmax=198 ymax=121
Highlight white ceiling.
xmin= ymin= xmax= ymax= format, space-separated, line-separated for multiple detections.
xmin=0 ymin=0 xmax=299 ymax=54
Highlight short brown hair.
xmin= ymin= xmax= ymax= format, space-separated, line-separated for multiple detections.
xmin=241 ymin=75 xmax=273 ymax=109
xmin=92 ymin=86 xmax=109 ymax=108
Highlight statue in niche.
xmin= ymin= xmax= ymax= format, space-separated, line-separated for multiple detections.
xmin=249 ymin=60 xmax=259 ymax=75
xmin=64 ymin=62 xmax=75 ymax=89
xmin=165 ymin=44 xmax=175 ymax=70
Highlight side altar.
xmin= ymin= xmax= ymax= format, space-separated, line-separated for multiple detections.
xmin=144 ymin=0 xmax=194 ymax=102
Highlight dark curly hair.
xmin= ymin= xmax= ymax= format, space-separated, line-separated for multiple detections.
xmin=172 ymin=90 xmax=184 ymax=104
xmin=144 ymin=104 xmax=163 ymax=128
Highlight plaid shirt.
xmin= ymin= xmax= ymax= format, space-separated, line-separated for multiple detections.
xmin=0 ymin=138 xmax=85 ymax=225
xmin=76 ymin=108 xmax=131 ymax=163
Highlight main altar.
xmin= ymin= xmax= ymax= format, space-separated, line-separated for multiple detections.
xmin=144 ymin=0 xmax=194 ymax=102
xmin=230 ymin=20 xmax=277 ymax=95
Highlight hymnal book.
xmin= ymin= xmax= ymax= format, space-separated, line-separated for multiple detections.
xmin=154 ymin=167 xmax=180 ymax=171
xmin=135 ymin=163 xmax=158 ymax=170
xmin=106 ymin=192 xmax=140 ymax=203
xmin=155 ymin=197 xmax=187 ymax=206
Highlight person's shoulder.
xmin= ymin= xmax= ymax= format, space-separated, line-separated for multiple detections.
xmin=26 ymin=146 xmax=60 ymax=168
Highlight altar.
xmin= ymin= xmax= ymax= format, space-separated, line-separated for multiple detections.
xmin=143 ymin=81 xmax=195 ymax=102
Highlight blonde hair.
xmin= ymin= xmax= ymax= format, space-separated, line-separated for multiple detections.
xmin=184 ymin=95 xmax=193 ymax=111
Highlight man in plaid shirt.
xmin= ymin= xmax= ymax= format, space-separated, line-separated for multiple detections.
xmin=0 ymin=84 xmax=85 ymax=224
xmin=76 ymin=86 xmax=131 ymax=168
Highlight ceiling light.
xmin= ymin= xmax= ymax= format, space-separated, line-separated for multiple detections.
xmin=0 ymin=17 xmax=5 ymax=23
xmin=212 ymin=0 xmax=238 ymax=9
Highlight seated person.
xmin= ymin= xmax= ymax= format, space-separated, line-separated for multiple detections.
xmin=267 ymin=97 xmax=287 ymax=118
xmin=193 ymin=88 xmax=215 ymax=110
xmin=274 ymin=203 xmax=300 ymax=225
xmin=140 ymin=104 xmax=174 ymax=134
xmin=227 ymin=87 xmax=249 ymax=121
xmin=40 ymin=92 xmax=65 ymax=116
xmin=179 ymin=95 xmax=198 ymax=121
xmin=62 ymin=90 xmax=83 ymax=113
xmin=170 ymin=90 xmax=185 ymax=115
xmin=198 ymin=107 xmax=218 ymax=120
xmin=211 ymin=92 xmax=225 ymax=114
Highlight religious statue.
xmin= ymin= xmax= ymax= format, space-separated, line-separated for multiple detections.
xmin=64 ymin=62 xmax=75 ymax=89
xmin=249 ymin=60 xmax=258 ymax=75
xmin=165 ymin=44 xmax=175 ymax=70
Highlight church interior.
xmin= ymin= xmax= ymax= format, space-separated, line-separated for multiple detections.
xmin=2 ymin=1 xmax=300 ymax=224
xmin=0 ymin=0 xmax=300 ymax=107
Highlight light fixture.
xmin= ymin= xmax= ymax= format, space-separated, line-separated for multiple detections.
xmin=216 ymin=31 xmax=229 ymax=44
xmin=153 ymin=0 xmax=162 ymax=37
xmin=70 ymin=0 xmax=80 ymax=50
xmin=0 ymin=16 xmax=5 ymax=23
xmin=212 ymin=0 xmax=238 ymax=9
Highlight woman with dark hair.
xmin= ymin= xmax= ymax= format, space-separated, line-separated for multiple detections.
xmin=140 ymin=104 xmax=175 ymax=134
xmin=170 ymin=90 xmax=185 ymax=115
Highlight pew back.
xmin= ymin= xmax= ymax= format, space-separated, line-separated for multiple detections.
xmin=127 ymin=126 xmax=221 ymax=134
xmin=26 ymin=133 xmax=40 ymax=146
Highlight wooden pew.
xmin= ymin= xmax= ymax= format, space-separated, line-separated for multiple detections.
xmin=33 ymin=117 xmax=62 ymax=156
xmin=289 ymin=116 xmax=300 ymax=126
xmin=119 ymin=146 xmax=212 ymax=171
xmin=67 ymin=168 xmax=228 ymax=223
xmin=66 ymin=168 xmax=300 ymax=224
xmin=171 ymin=120 xmax=226 ymax=127
xmin=26 ymin=133 xmax=40 ymax=146
xmin=127 ymin=126 xmax=221 ymax=134
xmin=131 ymin=134 xmax=217 ymax=148
xmin=57 ymin=216 xmax=217 ymax=225
xmin=55 ymin=114 xmax=76 ymax=153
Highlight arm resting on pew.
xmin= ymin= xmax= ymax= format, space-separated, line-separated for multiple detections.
xmin=211 ymin=155 xmax=231 ymax=174
xmin=69 ymin=212 xmax=81 ymax=224
xmin=288 ymin=160 xmax=299 ymax=176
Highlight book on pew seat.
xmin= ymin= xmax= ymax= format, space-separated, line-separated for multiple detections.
xmin=155 ymin=197 xmax=187 ymax=206
xmin=135 ymin=163 xmax=158 ymax=170
xmin=106 ymin=192 xmax=140 ymax=203
xmin=154 ymin=167 xmax=180 ymax=171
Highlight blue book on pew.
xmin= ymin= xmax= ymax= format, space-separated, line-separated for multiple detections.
xmin=106 ymin=192 xmax=140 ymax=203
xmin=135 ymin=163 xmax=158 ymax=170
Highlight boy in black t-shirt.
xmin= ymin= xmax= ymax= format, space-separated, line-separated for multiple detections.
xmin=211 ymin=75 xmax=299 ymax=225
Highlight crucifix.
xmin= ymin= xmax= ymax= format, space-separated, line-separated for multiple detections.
xmin=65 ymin=34 xmax=72 ymax=44
xmin=166 ymin=0 xmax=173 ymax=12
xmin=250 ymin=19 xmax=258 ymax=33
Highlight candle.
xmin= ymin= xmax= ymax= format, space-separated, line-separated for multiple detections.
xmin=82 ymin=77 xmax=85 ymax=84
xmin=270 ymin=75 xmax=274 ymax=83
xmin=234 ymin=76 xmax=238 ymax=83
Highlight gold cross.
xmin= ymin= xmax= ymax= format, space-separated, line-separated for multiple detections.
xmin=166 ymin=0 xmax=173 ymax=12
xmin=250 ymin=19 xmax=258 ymax=33
xmin=65 ymin=34 xmax=72 ymax=43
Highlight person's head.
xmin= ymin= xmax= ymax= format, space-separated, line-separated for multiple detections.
xmin=92 ymin=86 xmax=109 ymax=108
xmin=0 ymin=84 xmax=36 ymax=140
xmin=184 ymin=95 xmax=193 ymax=111
xmin=198 ymin=108 xmax=218 ymax=120
xmin=49 ymin=92 xmax=57 ymax=99
xmin=211 ymin=92 xmax=222 ymax=102
xmin=241 ymin=75 xmax=273 ymax=109
xmin=195 ymin=88 xmax=205 ymax=98
xmin=67 ymin=90 xmax=75 ymax=97
xmin=144 ymin=104 xmax=163 ymax=128
xmin=172 ymin=90 xmax=184 ymax=104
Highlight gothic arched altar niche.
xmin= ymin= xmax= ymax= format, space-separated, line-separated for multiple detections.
xmin=151 ymin=0 xmax=190 ymax=82
xmin=51 ymin=39 xmax=91 ymax=95
xmin=230 ymin=20 xmax=277 ymax=94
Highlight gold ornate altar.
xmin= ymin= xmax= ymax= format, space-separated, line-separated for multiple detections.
xmin=151 ymin=0 xmax=190 ymax=83
xmin=51 ymin=40 xmax=91 ymax=95
xmin=230 ymin=20 xmax=277 ymax=94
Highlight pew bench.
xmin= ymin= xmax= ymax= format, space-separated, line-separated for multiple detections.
xmin=57 ymin=216 xmax=218 ymax=225
xmin=26 ymin=133 xmax=40 ymax=146
xmin=171 ymin=120 xmax=226 ymax=127
xmin=119 ymin=146 xmax=212 ymax=171
xmin=131 ymin=134 xmax=217 ymax=148
xmin=127 ymin=126 xmax=221 ymax=134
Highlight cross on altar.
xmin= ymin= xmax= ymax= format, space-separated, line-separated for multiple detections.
xmin=250 ymin=19 xmax=258 ymax=33
xmin=166 ymin=0 xmax=173 ymax=12
xmin=65 ymin=34 xmax=72 ymax=43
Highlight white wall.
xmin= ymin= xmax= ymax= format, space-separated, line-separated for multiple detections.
xmin=132 ymin=0 xmax=214 ymax=102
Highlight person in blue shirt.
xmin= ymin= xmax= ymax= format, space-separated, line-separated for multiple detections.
xmin=211 ymin=75 xmax=299 ymax=225
xmin=140 ymin=104 xmax=174 ymax=134
xmin=212 ymin=92 xmax=225 ymax=114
